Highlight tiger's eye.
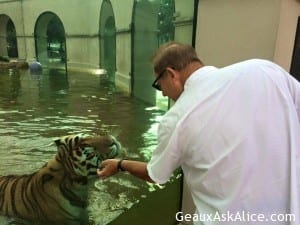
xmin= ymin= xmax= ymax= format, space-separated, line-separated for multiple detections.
xmin=76 ymin=150 xmax=82 ymax=156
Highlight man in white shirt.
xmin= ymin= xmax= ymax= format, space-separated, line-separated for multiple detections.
xmin=98 ymin=42 xmax=300 ymax=224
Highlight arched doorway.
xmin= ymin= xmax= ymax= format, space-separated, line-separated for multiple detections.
xmin=0 ymin=15 xmax=18 ymax=59
xmin=99 ymin=0 xmax=116 ymax=83
xmin=6 ymin=19 xmax=18 ymax=58
xmin=34 ymin=12 xmax=66 ymax=72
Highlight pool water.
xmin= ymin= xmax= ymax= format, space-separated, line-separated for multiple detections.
xmin=0 ymin=68 xmax=180 ymax=225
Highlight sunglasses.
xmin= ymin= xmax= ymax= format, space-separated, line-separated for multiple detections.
xmin=151 ymin=69 xmax=166 ymax=91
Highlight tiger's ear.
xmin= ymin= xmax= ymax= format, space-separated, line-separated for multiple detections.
xmin=79 ymin=139 xmax=89 ymax=147
xmin=78 ymin=137 xmax=90 ymax=148
xmin=54 ymin=139 xmax=61 ymax=146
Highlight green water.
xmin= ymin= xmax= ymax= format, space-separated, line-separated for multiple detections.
xmin=0 ymin=68 xmax=181 ymax=225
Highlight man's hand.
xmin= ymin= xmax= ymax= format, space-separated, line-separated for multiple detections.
xmin=97 ymin=159 xmax=119 ymax=179
xmin=97 ymin=159 xmax=155 ymax=183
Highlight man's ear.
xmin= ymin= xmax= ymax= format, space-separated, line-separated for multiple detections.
xmin=166 ymin=67 xmax=178 ymax=79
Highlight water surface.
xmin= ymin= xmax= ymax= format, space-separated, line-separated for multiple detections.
xmin=0 ymin=68 xmax=167 ymax=225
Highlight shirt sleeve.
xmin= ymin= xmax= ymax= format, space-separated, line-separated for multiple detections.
xmin=147 ymin=120 xmax=183 ymax=184
xmin=263 ymin=60 xmax=300 ymax=121
xmin=286 ymin=73 xmax=300 ymax=120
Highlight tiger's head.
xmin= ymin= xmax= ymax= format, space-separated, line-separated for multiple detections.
xmin=54 ymin=133 xmax=123 ymax=178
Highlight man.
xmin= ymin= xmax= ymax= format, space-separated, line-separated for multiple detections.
xmin=98 ymin=42 xmax=300 ymax=224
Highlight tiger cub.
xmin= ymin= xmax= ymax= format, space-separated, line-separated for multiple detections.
xmin=0 ymin=133 xmax=122 ymax=225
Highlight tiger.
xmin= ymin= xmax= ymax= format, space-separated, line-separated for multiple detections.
xmin=0 ymin=133 xmax=123 ymax=225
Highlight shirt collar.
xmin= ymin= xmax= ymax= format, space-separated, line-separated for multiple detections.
xmin=184 ymin=66 xmax=218 ymax=89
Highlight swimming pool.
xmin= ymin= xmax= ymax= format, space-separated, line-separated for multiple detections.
xmin=0 ymin=68 xmax=181 ymax=225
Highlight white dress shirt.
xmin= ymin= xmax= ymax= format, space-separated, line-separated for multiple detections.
xmin=147 ymin=59 xmax=300 ymax=224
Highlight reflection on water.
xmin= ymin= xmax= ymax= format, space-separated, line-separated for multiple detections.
xmin=0 ymin=68 xmax=166 ymax=225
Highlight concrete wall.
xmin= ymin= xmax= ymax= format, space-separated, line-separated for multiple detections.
xmin=195 ymin=0 xmax=281 ymax=67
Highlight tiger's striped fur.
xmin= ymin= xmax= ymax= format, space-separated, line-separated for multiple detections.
xmin=0 ymin=133 xmax=122 ymax=225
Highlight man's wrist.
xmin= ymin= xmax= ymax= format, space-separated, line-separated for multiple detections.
xmin=117 ymin=159 xmax=125 ymax=172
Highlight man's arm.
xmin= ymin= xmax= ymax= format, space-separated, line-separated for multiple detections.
xmin=97 ymin=159 xmax=155 ymax=183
